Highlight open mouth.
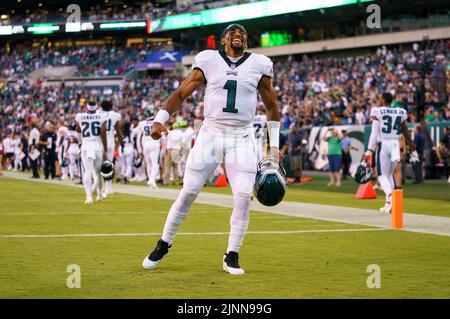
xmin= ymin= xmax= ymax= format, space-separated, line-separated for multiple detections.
xmin=232 ymin=38 xmax=243 ymax=45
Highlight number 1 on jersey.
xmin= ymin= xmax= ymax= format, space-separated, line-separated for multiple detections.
xmin=222 ymin=80 xmax=238 ymax=113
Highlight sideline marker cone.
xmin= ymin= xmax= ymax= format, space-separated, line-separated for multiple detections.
xmin=214 ymin=173 xmax=228 ymax=187
xmin=391 ymin=189 xmax=403 ymax=229
xmin=354 ymin=182 xmax=377 ymax=199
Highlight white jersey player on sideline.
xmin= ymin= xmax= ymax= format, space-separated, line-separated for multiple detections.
xmin=252 ymin=110 xmax=267 ymax=163
xmin=364 ymin=93 xmax=419 ymax=213
xmin=67 ymin=123 xmax=81 ymax=181
xmin=137 ymin=111 xmax=160 ymax=188
xmin=75 ymin=101 xmax=108 ymax=204
xmin=97 ymin=101 xmax=122 ymax=195
xmin=142 ymin=24 xmax=281 ymax=275
xmin=131 ymin=117 xmax=147 ymax=182
xmin=57 ymin=122 xmax=70 ymax=180
xmin=120 ymin=122 xmax=134 ymax=184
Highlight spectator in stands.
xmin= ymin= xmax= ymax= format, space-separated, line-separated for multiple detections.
xmin=279 ymin=129 xmax=288 ymax=166
xmin=287 ymin=123 xmax=304 ymax=184
xmin=340 ymin=130 xmax=352 ymax=180
xmin=2 ymin=130 xmax=14 ymax=170
xmin=439 ymin=127 xmax=450 ymax=183
xmin=0 ymin=132 xmax=3 ymax=177
xmin=323 ymin=127 xmax=343 ymax=187
xmin=413 ymin=124 xmax=425 ymax=184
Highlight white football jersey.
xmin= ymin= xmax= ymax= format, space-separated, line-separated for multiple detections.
xmin=122 ymin=135 xmax=134 ymax=155
xmin=192 ymin=50 xmax=273 ymax=128
xmin=371 ymin=106 xmax=407 ymax=140
xmin=67 ymin=130 xmax=81 ymax=154
xmin=253 ymin=114 xmax=267 ymax=139
xmin=75 ymin=112 xmax=108 ymax=151
xmin=98 ymin=110 xmax=121 ymax=146
xmin=57 ymin=126 xmax=69 ymax=147
xmin=137 ymin=119 xmax=158 ymax=146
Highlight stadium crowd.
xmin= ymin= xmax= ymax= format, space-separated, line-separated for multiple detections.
xmin=2 ymin=0 xmax=259 ymax=25
xmin=0 ymin=40 xmax=449 ymax=182
xmin=0 ymin=45 xmax=144 ymax=78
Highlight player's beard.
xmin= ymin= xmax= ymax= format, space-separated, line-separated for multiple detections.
xmin=230 ymin=41 xmax=245 ymax=54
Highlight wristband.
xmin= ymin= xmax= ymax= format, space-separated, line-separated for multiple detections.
xmin=267 ymin=121 xmax=280 ymax=149
xmin=154 ymin=109 xmax=170 ymax=125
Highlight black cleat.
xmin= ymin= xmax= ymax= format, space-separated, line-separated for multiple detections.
xmin=223 ymin=251 xmax=245 ymax=275
xmin=142 ymin=239 xmax=171 ymax=270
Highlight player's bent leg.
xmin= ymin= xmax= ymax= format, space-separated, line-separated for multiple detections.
xmin=143 ymin=166 xmax=217 ymax=270
xmin=143 ymin=126 xmax=220 ymax=270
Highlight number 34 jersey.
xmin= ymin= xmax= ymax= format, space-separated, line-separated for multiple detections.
xmin=370 ymin=106 xmax=407 ymax=141
xmin=75 ymin=112 xmax=108 ymax=151
xmin=192 ymin=50 xmax=273 ymax=128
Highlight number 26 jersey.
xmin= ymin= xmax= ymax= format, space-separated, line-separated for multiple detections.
xmin=192 ymin=50 xmax=273 ymax=128
xmin=75 ymin=112 xmax=108 ymax=151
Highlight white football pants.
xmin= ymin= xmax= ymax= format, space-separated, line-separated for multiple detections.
xmin=376 ymin=140 xmax=400 ymax=205
xmin=121 ymin=151 xmax=134 ymax=180
xmin=81 ymin=149 xmax=103 ymax=201
xmin=160 ymin=123 xmax=257 ymax=253
xmin=143 ymin=142 xmax=160 ymax=185
xmin=68 ymin=153 xmax=79 ymax=179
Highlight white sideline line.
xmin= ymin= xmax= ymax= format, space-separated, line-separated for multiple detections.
xmin=0 ymin=228 xmax=389 ymax=238
xmin=4 ymin=172 xmax=450 ymax=237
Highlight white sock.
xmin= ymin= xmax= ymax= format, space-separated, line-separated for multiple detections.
xmin=161 ymin=187 xmax=199 ymax=244
xmin=83 ymin=173 xmax=92 ymax=199
xmin=227 ymin=194 xmax=251 ymax=253
xmin=378 ymin=175 xmax=392 ymax=205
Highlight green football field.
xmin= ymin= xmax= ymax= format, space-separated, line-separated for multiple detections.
xmin=153 ymin=175 xmax=450 ymax=217
xmin=1 ymin=177 xmax=450 ymax=298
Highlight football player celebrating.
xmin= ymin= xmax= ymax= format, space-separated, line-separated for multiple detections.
xmin=98 ymin=100 xmax=122 ymax=195
xmin=143 ymin=24 xmax=281 ymax=275
xmin=75 ymin=101 xmax=108 ymax=204
xmin=363 ymin=92 xmax=419 ymax=213
xmin=136 ymin=110 xmax=161 ymax=189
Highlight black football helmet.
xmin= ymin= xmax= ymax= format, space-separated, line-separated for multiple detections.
xmin=254 ymin=159 xmax=287 ymax=207
xmin=100 ymin=160 xmax=114 ymax=181
xmin=353 ymin=161 xmax=372 ymax=184
xmin=61 ymin=158 xmax=69 ymax=168
xmin=133 ymin=156 xmax=143 ymax=168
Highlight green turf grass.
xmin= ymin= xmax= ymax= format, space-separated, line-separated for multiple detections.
xmin=156 ymin=175 xmax=450 ymax=217
xmin=1 ymin=178 xmax=450 ymax=298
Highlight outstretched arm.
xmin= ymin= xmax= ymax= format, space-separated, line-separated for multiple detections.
xmin=151 ymin=70 xmax=206 ymax=140
xmin=258 ymin=75 xmax=281 ymax=160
